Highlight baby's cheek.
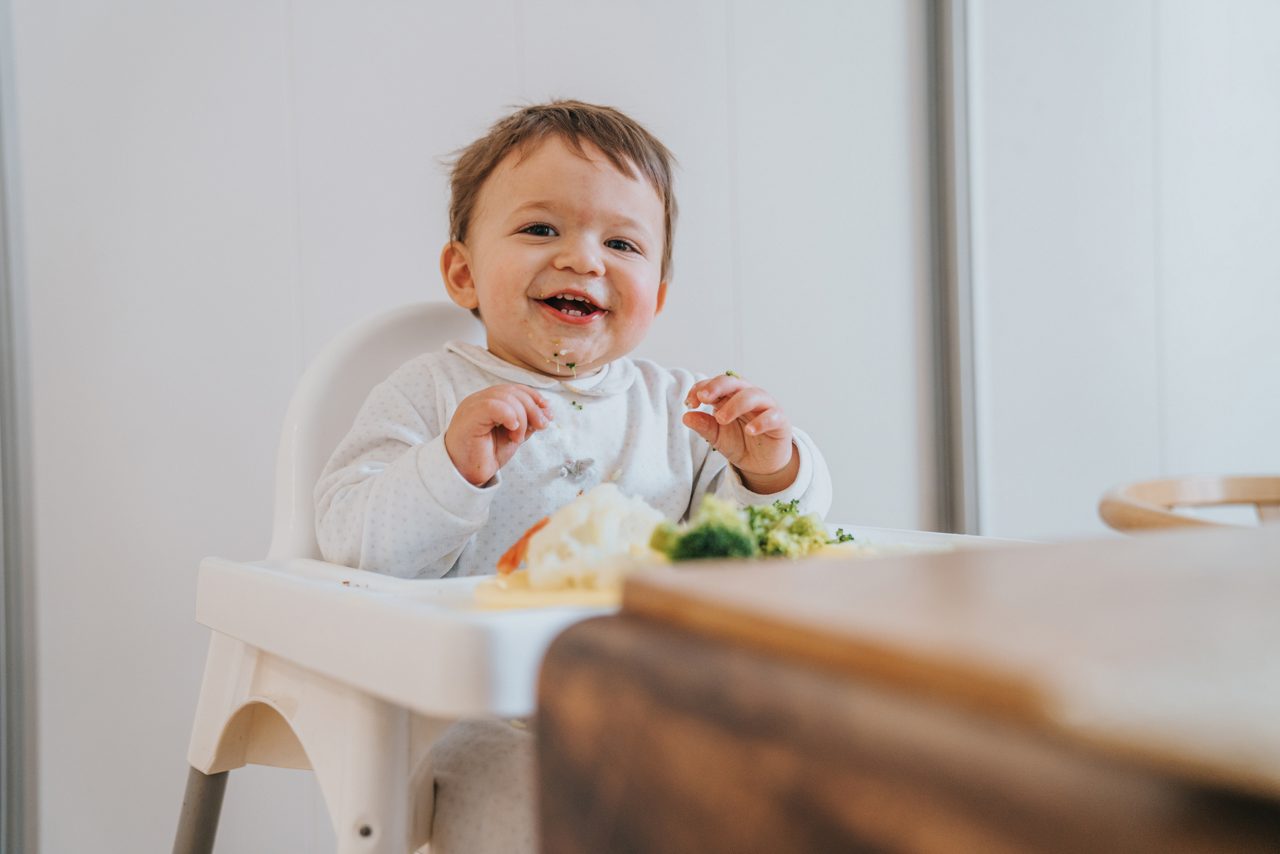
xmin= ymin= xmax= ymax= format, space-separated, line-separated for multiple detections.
xmin=617 ymin=305 xmax=659 ymax=340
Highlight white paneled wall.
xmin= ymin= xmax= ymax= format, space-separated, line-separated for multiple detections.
xmin=969 ymin=0 xmax=1162 ymax=540
xmin=731 ymin=0 xmax=934 ymax=529
xmin=12 ymin=4 xmax=314 ymax=852
xmin=970 ymin=0 xmax=1280 ymax=540
xmin=1157 ymin=1 xmax=1280 ymax=475
xmin=10 ymin=2 xmax=930 ymax=851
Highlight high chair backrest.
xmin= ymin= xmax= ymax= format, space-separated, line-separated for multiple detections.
xmin=267 ymin=301 xmax=484 ymax=559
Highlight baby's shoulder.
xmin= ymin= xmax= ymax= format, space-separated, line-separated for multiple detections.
xmin=381 ymin=347 xmax=487 ymax=400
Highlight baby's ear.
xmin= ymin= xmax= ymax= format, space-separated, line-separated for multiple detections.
xmin=655 ymin=280 xmax=669 ymax=315
xmin=440 ymin=241 xmax=479 ymax=309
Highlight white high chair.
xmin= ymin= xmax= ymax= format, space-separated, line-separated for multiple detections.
xmin=172 ymin=302 xmax=603 ymax=854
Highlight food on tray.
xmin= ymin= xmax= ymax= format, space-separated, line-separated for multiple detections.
xmin=476 ymin=488 xmax=881 ymax=608
xmin=478 ymin=484 xmax=666 ymax=607
xmin=648 ymin=494 xmax=757 ymax=560
xmin=516 ymin=482 xmax=666 ymax=590
xmin=651 ymin=495 xmax=855 ymax=561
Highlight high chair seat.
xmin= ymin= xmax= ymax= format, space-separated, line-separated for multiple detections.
xmin=1098 ymin=475 xmax=1280 ymax=533
xmin=172 ymin=302 xmax=611 ymax=854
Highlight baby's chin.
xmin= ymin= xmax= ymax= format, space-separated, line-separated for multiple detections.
xmin=514 ymin=336 xmax=622 ymax=377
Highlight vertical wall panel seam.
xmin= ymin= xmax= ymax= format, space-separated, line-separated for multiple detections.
xmin=282 ymin=3 xmax=327 ymax=845
xmin=284 ymin=0 xmax=305 ymax=383
xmin=965 ymin=0 xmax=989 ymax=534
xmin=925 ymin=0 xmax=951 ymax=531
xmin=280 ymin=6 xmax=319 ymax=842
xmin=953 ymin=0 xmax=980 ymax=533
xmin=1150 ymin=0 xmax=1167 ymax=475
xmin=723 ymin=0 xmax=744 ymax=371
xmin=928 ymin=0 xmax=980 ymax=533
xmin=0 ymin=0 xmax=36 ymax=846
xmin=515 ymin=0 xmax=527 ymax=97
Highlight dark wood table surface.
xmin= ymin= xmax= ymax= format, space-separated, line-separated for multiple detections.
xmin=536 ymin=524 xmax=1280 ymax=853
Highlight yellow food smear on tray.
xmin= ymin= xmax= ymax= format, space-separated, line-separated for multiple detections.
xmin=474 ymin=568 xmax=621 ymax=610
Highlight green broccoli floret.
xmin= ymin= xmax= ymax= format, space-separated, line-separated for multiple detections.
xmin=669 ymin=524 xmax=759 ymax=560
xmin=649 ymin=521 xmax=682 ymax=556
xmin=653 ymin=495 xmax=842 ymax=562
xmin=829 ymin=527 xmax=856 ymax=544
xmin=651 ymin=495 xmax=760 ymax=561
xmin=741 ymin=498 xmax=828 ymax=557
xmin=762 ymin=510 xmax=830 ymax=557
xmin=693 ymin=493 xmax=750 ymax=530
xmin=746 ymin=498 xmax=796 ymax=542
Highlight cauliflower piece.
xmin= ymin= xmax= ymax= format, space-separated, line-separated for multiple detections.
xmin=525 ymin=483 xmax=666 ymax=590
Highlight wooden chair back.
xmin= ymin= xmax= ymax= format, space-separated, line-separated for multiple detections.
xmin=1099 ymin=475 xmax=1280 ymax=532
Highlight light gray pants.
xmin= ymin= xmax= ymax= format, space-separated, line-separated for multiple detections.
xmin=428 ymin=719 xmax=537 ymax=854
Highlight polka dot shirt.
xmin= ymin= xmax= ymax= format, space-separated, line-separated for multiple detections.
xmin=314 ymin=342 xmax=832 ymax=578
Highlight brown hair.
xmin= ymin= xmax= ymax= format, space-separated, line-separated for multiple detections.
xmin=448 ymin=100 xmax=678 ymax=280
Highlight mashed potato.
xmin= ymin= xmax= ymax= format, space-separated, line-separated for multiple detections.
xmin=524 ymin=483 xmax=666 ymax=590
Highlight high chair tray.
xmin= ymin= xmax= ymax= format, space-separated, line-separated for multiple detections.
xmin=195 ymin=556 xmax=608 ymax=719
xmin=195 ymin=528 xmax=998 ymax=720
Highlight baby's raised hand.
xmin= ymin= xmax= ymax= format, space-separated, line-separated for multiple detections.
xmin=683 ymin=373 xmax=799 ymax=494
xmin=445 ymin=384 xmax=553 ymax=486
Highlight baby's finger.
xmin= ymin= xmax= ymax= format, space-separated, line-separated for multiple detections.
xmin=508 ymin=405 xmax=531 ymax=443
xmin=685 ymin=374 xmax=750 ymax=408
xmin=506 ymin=386 xmax=553 ymax=430
xmin=744 ymin=407 xmax=790 ymax=438
xmin=714 ymin=387 xmax=775 ymax=425
xmin=478 ymin=398 xmax=524 ymax=435
xmin=520 ymin=386 xmax=552 ymax=412
xmin=682 ymin=410 xmax=721 ymax=445
xmin=492 ymin=383 xmax=549 ymax=410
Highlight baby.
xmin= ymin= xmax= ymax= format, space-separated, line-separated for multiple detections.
xmin=315 ymin=100 xmax=831 ymax=852
xmin=316 ymin=101 xmax=831 ymax=579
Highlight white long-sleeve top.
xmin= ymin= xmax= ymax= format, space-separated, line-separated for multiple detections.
xmin=314 ymin=341 xmax=832 ymax=578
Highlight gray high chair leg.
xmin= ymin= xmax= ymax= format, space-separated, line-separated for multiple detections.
xmin=172 ymin=766 xmax=229 ymax=854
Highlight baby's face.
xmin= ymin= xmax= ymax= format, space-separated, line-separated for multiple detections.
xmin=442 ymin=135 xmax=667 ymax=377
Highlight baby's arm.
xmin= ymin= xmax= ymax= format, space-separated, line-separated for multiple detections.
xmin=315 ymin=377 xmax=552 ymax=578
xmin=314 ymin=379 xmax=484 ymax=577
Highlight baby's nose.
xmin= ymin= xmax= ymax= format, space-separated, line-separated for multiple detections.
xmin=553 ymin=238 xmax=606 ymax=277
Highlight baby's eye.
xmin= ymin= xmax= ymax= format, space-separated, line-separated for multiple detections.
xmin=606 ymin=238 xmax=638 ymax=253
xmin=521 ymin=224 xmax=557 ymax=237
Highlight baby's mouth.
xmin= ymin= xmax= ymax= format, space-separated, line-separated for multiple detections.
xmin=537 ymin=292 xmax=606 ymax=319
